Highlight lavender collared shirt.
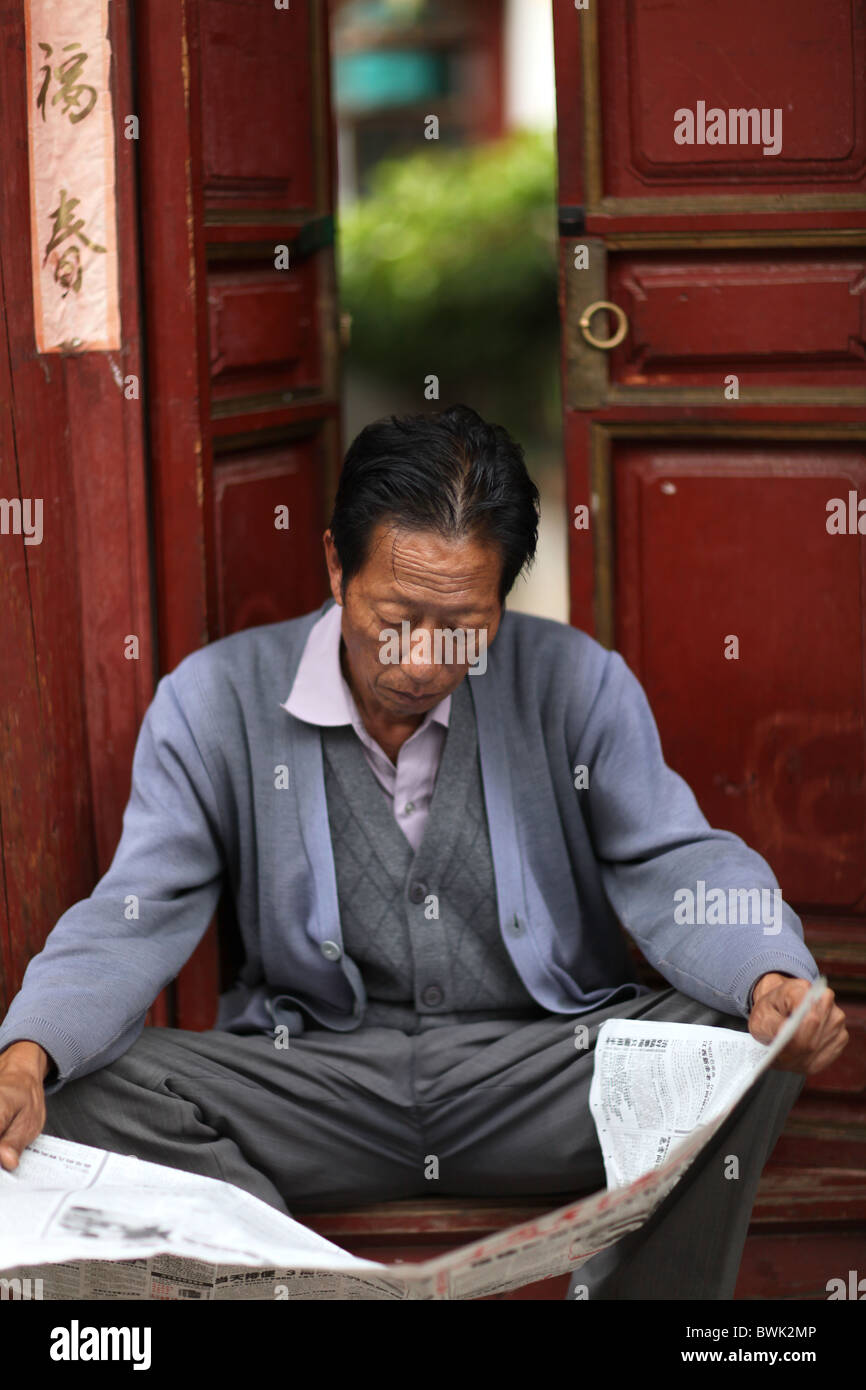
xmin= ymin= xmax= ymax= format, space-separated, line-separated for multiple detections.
xmin=282 ymin=600 xmax=451 ymax=852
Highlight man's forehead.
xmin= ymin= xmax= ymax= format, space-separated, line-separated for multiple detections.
xmin=366 ymin=525 xmax=497 ymax=589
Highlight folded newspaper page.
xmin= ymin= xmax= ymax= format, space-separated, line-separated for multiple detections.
xmin=0 ymin=976 xmax=824 ymax=1300
xmin=590 ymin=1018 xmax=771 ymax=1190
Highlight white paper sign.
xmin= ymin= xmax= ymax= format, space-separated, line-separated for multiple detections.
xmin=25 ymin=0 xmax=120 ymax=351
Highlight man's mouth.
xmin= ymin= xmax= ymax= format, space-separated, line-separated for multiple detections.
xmin=388 ymin=687 xmax=437 ymax=705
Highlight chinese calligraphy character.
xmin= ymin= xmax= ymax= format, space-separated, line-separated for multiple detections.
xmin=43 ymin=189 xmax=106 ymax=296
xmin=37 ymin=41 xmax=97 ymax=124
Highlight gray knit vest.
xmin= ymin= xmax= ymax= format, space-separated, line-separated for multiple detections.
xmin=321 ymin=676 xmax=545 ymax=1031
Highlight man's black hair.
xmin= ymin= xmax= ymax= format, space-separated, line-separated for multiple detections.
xmin=328 ymin=403 xmax=540 ymax=604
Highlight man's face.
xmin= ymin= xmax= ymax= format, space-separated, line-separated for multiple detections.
xmin=324 ymin=522 xmax=503 ymax=721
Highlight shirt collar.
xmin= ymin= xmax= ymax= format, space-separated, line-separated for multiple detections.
xmin=281 ymin=600 xmax=451 ymax=732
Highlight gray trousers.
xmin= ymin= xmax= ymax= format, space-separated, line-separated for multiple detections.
xmin=42 ymin=985 xmax=804 ymax=1299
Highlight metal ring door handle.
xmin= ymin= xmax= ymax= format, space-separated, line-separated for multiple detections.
xmin=578 ymin=300 xmax=628 ymax=351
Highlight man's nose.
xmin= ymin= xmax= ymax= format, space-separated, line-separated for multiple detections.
xmin=402 ymin=628 xmax=439 ymax=682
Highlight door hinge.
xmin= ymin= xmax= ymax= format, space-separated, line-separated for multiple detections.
xmin=291 ymin=213 xmax=335 ymax=259
xmin=558 ymin=205 xmax=586 ymax=237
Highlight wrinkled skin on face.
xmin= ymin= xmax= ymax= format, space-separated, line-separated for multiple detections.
xmin=323 ymin=521 xmax=503 ymax=764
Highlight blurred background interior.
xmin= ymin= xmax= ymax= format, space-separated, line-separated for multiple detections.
xmin=329 ymin=0 xmax=566 ymax=621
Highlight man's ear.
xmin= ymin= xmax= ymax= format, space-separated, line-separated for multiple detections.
xmin=322 ymin=530 xmax=344 ymax=606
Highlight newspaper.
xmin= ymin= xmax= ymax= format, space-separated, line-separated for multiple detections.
xmin=0 ymin=976 xmax=824 ymax=1300
xmin=590 ymin=1018 xmax=771 ymax=1190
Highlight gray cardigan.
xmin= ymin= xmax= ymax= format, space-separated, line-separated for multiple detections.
xmin=0 ymin=598 xmax=819 ymax=1093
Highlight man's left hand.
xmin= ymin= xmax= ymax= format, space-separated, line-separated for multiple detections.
xmin=748 ymin=973 xmax=848 ymax=1075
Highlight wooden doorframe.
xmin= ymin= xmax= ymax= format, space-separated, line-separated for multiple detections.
xmin=133 ymin=0 xmax=216 ymax=673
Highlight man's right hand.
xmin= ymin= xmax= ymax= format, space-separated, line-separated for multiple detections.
xmin=0 ymin=1041 xmax=50 ymax=1171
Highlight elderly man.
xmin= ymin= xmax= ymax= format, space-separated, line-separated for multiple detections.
xmin=0 ymin=404 xmax=847 ymax=1299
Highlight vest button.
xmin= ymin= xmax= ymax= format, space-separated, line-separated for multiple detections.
xmin=320 ymin=939 xmax=342 ymax=961
xmin=421 ymin=984 xmax=444 ymax=1007
xmin=409 ymin=880 xmax=428 ymax=904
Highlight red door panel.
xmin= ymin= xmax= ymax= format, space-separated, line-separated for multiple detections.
xmin=605 ymin=254 xmax=866 ymax=389
xmin=208 ymin=260 xmax=322 ymax=404
xmin=214 ymin=441 xmax=328 ymax=634
xmin=199 ymin=0 xmax=315 ymax=209
xmin=600 ymin=0 xmax=866 ymax=199
xmin=614 ymin=443 xmax=866 ymax=910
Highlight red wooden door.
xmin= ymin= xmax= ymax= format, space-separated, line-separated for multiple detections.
xmin=0 ymin=0 xmax=155 ymax=1018
xmin=552 ymin=0 xmax=866 ymax=1293
xmin=1 ymin=1 xmax=339 ymax=1030
xmin=134 ymin=0 xmax=342 ymax=1029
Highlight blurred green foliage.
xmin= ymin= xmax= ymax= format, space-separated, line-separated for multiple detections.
xmin=337 ymin=129 xmax=561 ymax=437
